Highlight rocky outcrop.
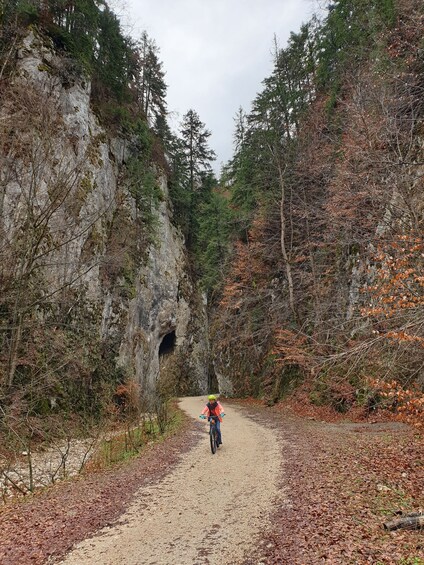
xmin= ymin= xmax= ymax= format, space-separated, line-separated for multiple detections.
xmin=0 ymin=29 xmax=208 ymax=399
xmin=116 ymin=176 xmax=209 ymax=397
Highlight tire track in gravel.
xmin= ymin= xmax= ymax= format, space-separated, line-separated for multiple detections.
xmin=59 ymin=396 xmax=284 ymax=565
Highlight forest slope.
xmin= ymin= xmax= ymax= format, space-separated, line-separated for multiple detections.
xmin=211 ymin=0 xmax=424 ymax=420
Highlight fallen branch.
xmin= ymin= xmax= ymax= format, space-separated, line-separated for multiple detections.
xmin=1 ymin=471 xmax=28 ymax=496
xmin=383 ymin=512 xmax=424 ymax=531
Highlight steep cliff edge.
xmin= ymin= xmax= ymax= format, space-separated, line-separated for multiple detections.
xmin=0 ymin=29 xmax=208 ymax=416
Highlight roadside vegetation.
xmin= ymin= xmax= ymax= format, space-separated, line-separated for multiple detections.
xmin=210 ymin=0 xmax=423 ymax=427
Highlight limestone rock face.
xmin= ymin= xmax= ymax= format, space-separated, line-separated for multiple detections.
xmin=116 ymin=177 xmax=209 ymax=396
xmin=2 ymin=30 xmax=208 ymax=398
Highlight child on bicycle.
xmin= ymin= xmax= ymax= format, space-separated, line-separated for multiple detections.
xmin=199 ymin=395 xmax=225 ymax=445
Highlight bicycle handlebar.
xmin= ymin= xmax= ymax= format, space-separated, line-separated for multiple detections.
xmin=199 ymin=413 xmax=225 ymax=420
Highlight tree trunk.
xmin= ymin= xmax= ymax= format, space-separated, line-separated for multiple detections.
xmin=7 ymin=311 xmax=23 ymax=387
xmin=275 ymin=158 xmax=295 ymax=318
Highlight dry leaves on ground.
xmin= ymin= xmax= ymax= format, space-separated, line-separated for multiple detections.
xmin=0 ymin=415 xmax=201 ymax=565
xmin=238 ymin=398 xmax=424 ymax=565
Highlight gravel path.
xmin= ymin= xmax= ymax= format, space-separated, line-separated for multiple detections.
xmin=1 ymin=397 xmax=421 ymax=564
xmin=59 ymin=396 xmax=283 ymax=565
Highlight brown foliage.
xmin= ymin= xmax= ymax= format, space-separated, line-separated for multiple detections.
xmin=213 ymin=0 xmax=424 ymax=410
xmin=362 ymin=234 xmax=424 ymax=324
xmin=369 ymin=378 xmax=424 ymax=428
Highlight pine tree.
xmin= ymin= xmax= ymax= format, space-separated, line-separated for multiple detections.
xmin=93 ymin=6 xmax=133 ymax=102
xmin=134 ymin=31 xmax=167 ymax=125
xmin=226 ymin=109 xmax=262 ymax=232
xmin=196 ymin=189 xmax=233 ymax=296
xmin=179 ymin=109 xmax=216 ymax=245
xmin=180 ymin=109 xmax=216 ymax=193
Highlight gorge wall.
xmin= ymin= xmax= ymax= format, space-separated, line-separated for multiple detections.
xmin=0 ymin=30 xmax=209 ymax=409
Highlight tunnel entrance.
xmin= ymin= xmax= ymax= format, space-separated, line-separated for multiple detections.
xmin=159 ymin=331 xmax=176 ymax=357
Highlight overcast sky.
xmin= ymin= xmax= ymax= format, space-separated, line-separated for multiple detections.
xmin=120 ymin=0 xmax=320 ymax=174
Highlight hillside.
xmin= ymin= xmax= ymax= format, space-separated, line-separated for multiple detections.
xmin=211 ymin=0 xmax=424 ymax=424
xmin=0 ymin=0 xmax=212 ymax=494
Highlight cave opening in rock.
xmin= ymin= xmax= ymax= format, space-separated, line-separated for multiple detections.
xmin=159 ymin=331 xmax=176 ymax=356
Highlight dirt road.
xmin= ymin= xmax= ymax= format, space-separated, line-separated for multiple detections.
xmin=59 ymin=396 xmax=283 ymax=565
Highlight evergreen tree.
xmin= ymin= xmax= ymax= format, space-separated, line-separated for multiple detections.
xmin=196 ymin=189 xmax=233 ymax=296
xmin=180 ymin=109 xmax=216 ymax=193
xmin=167 ymin=132 xmax=192 ymax=234
xmin=134 ymin=31 xmax=167 ymax=125
xmin=93 ymin=6 xmax=133 ymax=102
xmin=226 ymin=111 xmax=262 ymax=232
xmin=316 ymin=0 xmax=395 ymax=91
xmin=178 ymin=109 xmax=216 ymax=244
xmin=154 ymin=113 xmax=172 ymax=145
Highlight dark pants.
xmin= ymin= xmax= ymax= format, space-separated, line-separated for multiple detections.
xmin=211 ymin=418 xmax=222 ymax=444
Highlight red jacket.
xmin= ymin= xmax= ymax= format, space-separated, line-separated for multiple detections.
xmin=201 ymin=401 xmax=224 ymax=422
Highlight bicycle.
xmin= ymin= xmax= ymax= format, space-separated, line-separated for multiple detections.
xmin=209 ymin=415 xmax=220 ymax=454
xmin=199 ymin=413 xmax=224 ymax=454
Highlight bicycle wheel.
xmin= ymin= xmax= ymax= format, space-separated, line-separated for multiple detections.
xmin=210 ymin=425 xmax=217 ymax=454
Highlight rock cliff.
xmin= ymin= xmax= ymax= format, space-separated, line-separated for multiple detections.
xmin=0 ymin=30 xmax=208 ymax=402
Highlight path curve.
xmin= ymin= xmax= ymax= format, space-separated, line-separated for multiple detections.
xmin=60 ymin=396 xmax=283 ymax=565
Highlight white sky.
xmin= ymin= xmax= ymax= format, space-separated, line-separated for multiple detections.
xmin=119 ymin=0 xmax=319 ymax=174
